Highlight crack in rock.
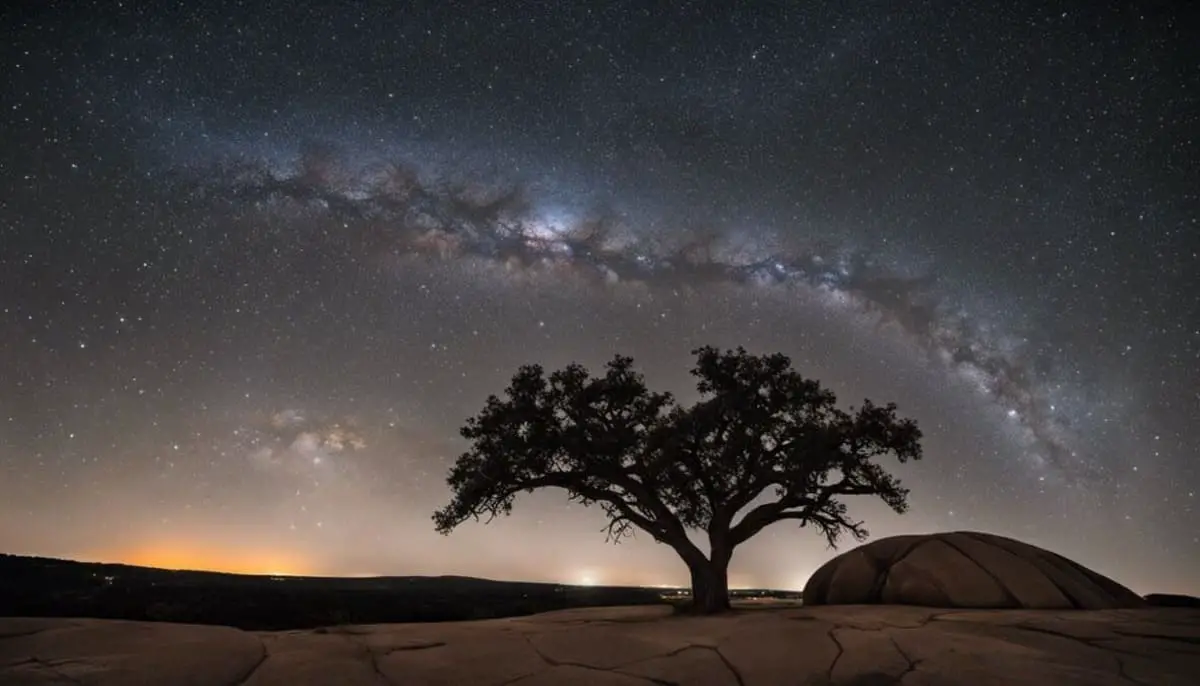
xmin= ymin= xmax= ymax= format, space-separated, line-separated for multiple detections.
xmin=827 ymin=628 xmax=845 ymax=682
xmin=1008 ymin=623 xmax=1195 ymax=686
xmin=616 ymin=644 xmax=751 ymax=686
xmin=1108 ymin=629 xmax=1200 ymax=647
xmin=1013 ymin=629 xmax=1163 ymax=686
xmin=813 ymin=610 xmax=968 ymax=632
xmin=1012 ymin=622 xmax=1145 ymax=660
xmin=0 ymin=627 xmax=58 ymax=640
xmin=705 ymin=645 xmax=746 ymax=686
xmin=518 ymin=634 xmax=621 ymax=678
xmin=230 ymin=637 xmax=269 ymax=686
xmin=1013 ymin=623 xmax=1104 ymax=645
xmin=874 ymin=538 xmax=928 ymax=602
xmin=937 ymin=536 xmax=1023 ymax=607
xmin=516 ymin=632 xmax=679 ymax=685
xmin=1013 ymin=621 xmax=1152 ymax=661
xmin=889 ymin=637 xmax=920 ymax=684
xmin=381 ymin=641 xmax=447 ymax=653
xmin=618 ymin=643 xmax=699 ymax=667
xmin=11 ymin=656 xmax=85 ymax=685
xmin=1006 ymin=622 xmax=1173 ymax=684
xmin=923 ymin=610 xmax=979 ymax=624
xmin=589 ymin=616 xmax=673 ymax=625
xmin=1110 ymin=654 xmax=1152 ymax=686
xmin=337 ymin=633 xmax=394 ymax=685
xmin=1121 ymin=615 xmax=1200 ymax=628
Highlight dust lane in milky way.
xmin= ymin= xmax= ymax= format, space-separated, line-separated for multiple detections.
xmin=185 ymin=143 xmax=1122 ymax=486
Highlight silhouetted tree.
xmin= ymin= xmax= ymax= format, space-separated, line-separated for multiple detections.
xmin=433 ymin=346 xmax=923 ymax=614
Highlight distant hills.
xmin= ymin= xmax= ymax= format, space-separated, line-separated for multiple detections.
xmin=0 ymin=553 xmax=525 ymax=588
xmin=0 ymin=553 xmax=799 ymax=629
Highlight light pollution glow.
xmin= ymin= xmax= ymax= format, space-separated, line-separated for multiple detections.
xmin=70 ymin=544 xmax=782 ymax=589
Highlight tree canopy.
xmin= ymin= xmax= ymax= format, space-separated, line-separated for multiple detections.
xmin=433 ymin=346 xmax=923 ymax=613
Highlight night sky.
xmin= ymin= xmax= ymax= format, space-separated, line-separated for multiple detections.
xmin=1 ymin=2 xmax=1197 ymax=595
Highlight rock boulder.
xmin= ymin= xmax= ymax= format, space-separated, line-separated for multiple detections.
xmin=803 ymin=530 xmax=1146 ymax=609
xmin=1145 ymin=593 xmax=1200 ymax=608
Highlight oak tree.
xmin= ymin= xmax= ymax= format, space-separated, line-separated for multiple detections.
xmin=433 ymin=346 xmax=923 ymax=614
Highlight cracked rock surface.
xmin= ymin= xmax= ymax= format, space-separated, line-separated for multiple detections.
xmin=1 ymin=604 xmax=1197 ymax=685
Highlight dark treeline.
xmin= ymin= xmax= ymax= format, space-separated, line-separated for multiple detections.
xmin=0 ymin=554 xmax=667 ymax=630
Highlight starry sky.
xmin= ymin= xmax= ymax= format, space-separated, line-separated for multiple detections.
xmin=1 ymin=1 xmax=1197 ymax=595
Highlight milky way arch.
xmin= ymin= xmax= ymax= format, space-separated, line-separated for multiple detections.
xmin=179 ymin=145 xmax=1111 ymax=485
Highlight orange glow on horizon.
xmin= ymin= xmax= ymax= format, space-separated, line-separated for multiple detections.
xmin=87 ymin=543 xmax=314 ymax=577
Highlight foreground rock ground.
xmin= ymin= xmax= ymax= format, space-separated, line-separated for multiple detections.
xmin=2 ymin=603 xmax=1198 ymax=685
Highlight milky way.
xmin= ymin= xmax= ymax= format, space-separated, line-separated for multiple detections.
xmin=1 ymin=1 xmax=1195 ymax=593
xmin=182 ymin=139 xmax=1137 ymax=485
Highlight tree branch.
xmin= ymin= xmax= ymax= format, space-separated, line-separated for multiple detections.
xmin=728 ymin=477 xmax=881 ymax=545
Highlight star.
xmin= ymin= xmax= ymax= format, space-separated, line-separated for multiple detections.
xmin=0 ymin=0 xmax=1193 ymax=596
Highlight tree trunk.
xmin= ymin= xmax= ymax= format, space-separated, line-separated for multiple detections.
xmin=688 ymin=556 xmax=731 ymax=614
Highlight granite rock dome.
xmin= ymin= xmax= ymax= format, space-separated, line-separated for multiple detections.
xmin=802 ymin=530 xmax=1146 ymax=609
